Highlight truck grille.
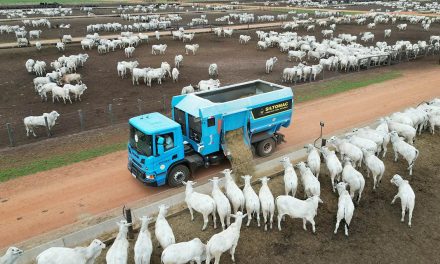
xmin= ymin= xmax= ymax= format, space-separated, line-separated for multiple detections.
xmin=131 ymin=164 xmax=144 ymax=180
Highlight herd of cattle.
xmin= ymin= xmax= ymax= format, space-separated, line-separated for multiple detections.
xmin=6 ymin=4 xmax=438 ymax=139
xmin=3 ymin=96 xmax=440 ymax=263
xmin=2 ymin=0 xmax=440 ymax=263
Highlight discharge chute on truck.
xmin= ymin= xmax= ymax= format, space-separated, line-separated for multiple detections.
xmin=128 ymin=80 xmax=294 ymax=187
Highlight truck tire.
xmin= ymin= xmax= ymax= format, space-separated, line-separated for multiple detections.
xmin=167 ymin=164 xmax=190 ymax=187
xmin=256 ymin=138 xmax=276 ymax=157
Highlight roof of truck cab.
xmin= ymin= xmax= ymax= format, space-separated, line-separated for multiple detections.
xmin=129 ymin=112 xmax=180 ymax=135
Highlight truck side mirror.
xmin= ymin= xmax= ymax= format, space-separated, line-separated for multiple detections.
xmin=157 ymin=137 xmax=165 ymax=155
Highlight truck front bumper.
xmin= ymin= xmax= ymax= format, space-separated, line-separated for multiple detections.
xmin=128 ymin=160 xmax=159 ymax=187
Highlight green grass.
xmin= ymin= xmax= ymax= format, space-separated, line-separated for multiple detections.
xmin=295 ymin=71 xmax=402 ymax=103
xmin=0 ymin=142 xmax=126 ymax=182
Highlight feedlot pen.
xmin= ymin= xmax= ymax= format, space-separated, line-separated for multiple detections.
xmin=94 ymin=132 xmax=440 ymax=264
xmin=0 ymin=15 xmax=439 ymax=148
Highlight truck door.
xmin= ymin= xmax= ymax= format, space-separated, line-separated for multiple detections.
xmin=153 ymin=132 xmax=180 ymax=177
xmin=202 ymin=116 xmax=220 ymax=153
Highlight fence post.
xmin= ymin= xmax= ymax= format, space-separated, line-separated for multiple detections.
xmin=367 ymin=57 xmax=371 ymax=69
xmin=78 ymin=109 xmax=84 ymax=131
xmin=44 ymin=116 xmax=51 ymax=137
xmin=162 ymin=95 xmax=167 ymax=113
xmin=322 ymin=68 xmax=324 ymax=80
xmin=108 ymin=104 xmax=114 ymax=125
xmin=388 ymin=55 xmax=391 ymax=66
xmin=123 ymin=206 xmax=134 ymax=239
xmin=137 ymin=99 xmax=142 ymax=114
xmin=6 ymin=123 xmax=15 ymax=147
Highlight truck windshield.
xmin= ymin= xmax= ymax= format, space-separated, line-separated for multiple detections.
xmin=129 ymin=125 xmax=153 ymax=156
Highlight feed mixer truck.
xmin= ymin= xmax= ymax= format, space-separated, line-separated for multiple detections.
xmin=128 ymin=80 xmax=294 ymax=187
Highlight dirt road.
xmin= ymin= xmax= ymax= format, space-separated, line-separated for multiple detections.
xmin=0 ymin=64 xmax=439 ymax=249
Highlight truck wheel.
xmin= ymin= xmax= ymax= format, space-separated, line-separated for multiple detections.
xmin=257 ymin=138 xmax=276 ymax=157
xmin=168 ymin=164 xmax=190 ymax=187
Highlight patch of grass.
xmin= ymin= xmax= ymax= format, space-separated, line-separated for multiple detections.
xmin=295 ymin=71 xmax=402 ymax=103
xmin=0 ymin=142 xmax=126 ymax=182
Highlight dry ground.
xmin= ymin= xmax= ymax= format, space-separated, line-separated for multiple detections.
xmin=95 ymin=132 xmax=440 ymax=264
xmin=0 ymin=19 xmax=438 ymax=147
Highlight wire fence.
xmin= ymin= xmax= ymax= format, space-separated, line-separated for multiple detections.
xmin=1 ymin=42 xmax=438 ymax=149
xmin=0 ymin=96 xmax=167 ymax=148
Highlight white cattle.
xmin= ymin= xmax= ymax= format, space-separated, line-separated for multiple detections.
xmin=151 ymin=44 xmax=167 ymax=55
xmin=181 ymin=85 xmax=195 ymax=94
xmin=0 ymin=247 xmax=23 ymax=264
xmin=52 ymin=85 xmax=72 ymax=104
xmin=65 ymin=83 xmax=87 ymax=101
xmin=146 ymin=68 xmax=166 ymax=87
xmin=172 ymin=68 xmax=179 ymax=82
xmin=288 ymin=50 xmax=306 ymax=61
xmin=208 ymin=63 xmax=218 ymax=77
xmin=125 ymin=47 xmax=135 ymax=58
xmin=23 ymin=111 xmax=60 ymax=137
xmin=174 ymin=54 xmax=183 ymax=68
xmin=29 ymin=29 xmax=42 ymax=39
xmin=36 ymin=240 xmax=105 ymax=264
xmin=390 ymin=174 xmax=415 ymax=227
xmin=25 ymin=59 xmax=35 ymax=73
xmin=56 ymin=42 xmax=65 ymax=51
xmin=185 ymin=44 xmax=199 ymax=55
xmin=132 ymin=68 xmax=150 ymax=85
xmin=239 ymin=35 xmax=251 ymax=44
xmin=197 ymin=79 xmax=220 ymax=91
xmin=397 ymin=23 xmax=407 ymax=31
xmin=265 ymin=57 xmax=277 ymax=74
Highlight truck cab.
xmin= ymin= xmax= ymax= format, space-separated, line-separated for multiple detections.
xmin=128 ymin=113 xmax=186 ymax=186
xmin=128 ymin=80 xmax=294 ymax=187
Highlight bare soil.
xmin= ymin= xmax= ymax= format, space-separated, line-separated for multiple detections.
xmin=0 ymin=19 xmax=438 ymax=148
xmin=95 ymin=132 xmax=440 ymax=264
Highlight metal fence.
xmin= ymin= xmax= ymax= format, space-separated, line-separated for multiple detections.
xmin=0 ymin=96 xmax=168 ymax=148
xmin=285 ymin=45 xmax=439 ymax=85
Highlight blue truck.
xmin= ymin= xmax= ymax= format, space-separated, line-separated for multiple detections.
xmin=128 ymin=80 xmax=294 ymax=187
